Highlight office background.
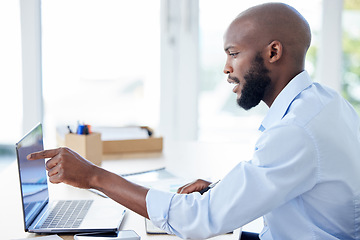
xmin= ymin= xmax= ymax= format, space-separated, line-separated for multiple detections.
xmin=0 ymin=0 xmax=359 ymax=169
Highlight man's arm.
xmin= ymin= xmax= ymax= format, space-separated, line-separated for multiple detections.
xmin=27 ymin=147 xmax=149 ymax=218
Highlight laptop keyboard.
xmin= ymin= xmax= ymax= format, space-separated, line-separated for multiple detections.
xmin=41 ymin=200 xmax=93 ymax=229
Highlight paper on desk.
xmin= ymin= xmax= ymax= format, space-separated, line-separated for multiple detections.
xmin=12 ymin=235 xmax=62 ymax=240
xmin=123 ymin=168 xmax=190 ymax=192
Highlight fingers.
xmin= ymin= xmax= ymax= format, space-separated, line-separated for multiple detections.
xmin=179 ymin=185 xmax=194 ymax=194
xmin=177 ymin=180 xmax=198 ymax=194
xmin=27 ymin=147 xmax=68 ymax=172
xmin=177 ymin=182 xmax=193 ymax=194
xmin=45 ymin=155 xmax=61 ymax=171
xmin=47 ymin=164 xmax=62 ymax=184
xmin=47 ymin=163 xmax=60 ymax=177
xmin=27 ymin=148 xmax=61 ymax=160
xmin=27 ymin=148 xmax=64 ymax=173
xmin=26 ymin=147 xmax=94 ymax=188
xmin=177 ymin=179 xmax=212 ymax=194
xmin=44 ymin=148 xmax=77 ymax=185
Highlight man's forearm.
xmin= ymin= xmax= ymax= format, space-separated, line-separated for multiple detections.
xmin=27 ymin=147 xmax=150 ymax=218
xmin=90 ymin=167 xmax=150 ymax=219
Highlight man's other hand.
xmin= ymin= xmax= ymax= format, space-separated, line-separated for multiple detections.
xmin=177 ymin=179 xmax=212 ymax=194
xmin=27 ymin=147 xmax=99 ymax=189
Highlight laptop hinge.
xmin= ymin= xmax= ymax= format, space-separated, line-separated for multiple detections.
xmin=27 ymin=198 xmax=49 ymax=231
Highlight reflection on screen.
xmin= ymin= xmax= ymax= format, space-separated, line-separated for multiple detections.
xmin=16 ymin=124 xmax=48 ymax=229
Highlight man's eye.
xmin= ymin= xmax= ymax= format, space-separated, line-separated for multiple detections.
xmin=229 ymin=52 xmax=239 ymax=57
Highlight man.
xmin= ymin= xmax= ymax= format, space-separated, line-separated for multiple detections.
xmin=28 ymin=3 xmax=360 ymax=239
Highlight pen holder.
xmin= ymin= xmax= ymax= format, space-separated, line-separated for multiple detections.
xmin=64 ymin=132 xmax=103 ymax=166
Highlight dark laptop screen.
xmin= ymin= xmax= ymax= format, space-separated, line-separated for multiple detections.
xmin=16 ymin=123 xmax=49 ymax=230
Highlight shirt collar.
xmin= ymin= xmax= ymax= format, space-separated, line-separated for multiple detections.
xmin=259 ymin=70 xmax=313 ymax=132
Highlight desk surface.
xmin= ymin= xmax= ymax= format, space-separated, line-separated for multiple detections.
xmin=0 ymin=141 xmax=261 ymax=240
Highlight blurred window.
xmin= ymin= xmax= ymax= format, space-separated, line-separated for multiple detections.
xmin=342 ymin=0 xmax=360 ymax=113
xmin=41 ymin=0 xmax=160 ymax=145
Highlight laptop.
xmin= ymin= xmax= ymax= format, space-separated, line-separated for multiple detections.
xmin=15 ymin=123 xmax=126 ymax=234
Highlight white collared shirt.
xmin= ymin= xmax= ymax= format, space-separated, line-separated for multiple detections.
xmin=146 ymin=71 xmax=360 ymax=239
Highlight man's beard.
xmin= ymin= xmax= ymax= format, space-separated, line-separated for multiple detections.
xmin=236 ymin=53 xmax=271 ymax=110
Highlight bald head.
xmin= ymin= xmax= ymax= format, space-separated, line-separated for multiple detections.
xmin=228 ymin=2 xmax=311 ymax=66
xmin=223 ymin=3 xmax=312 ymax=108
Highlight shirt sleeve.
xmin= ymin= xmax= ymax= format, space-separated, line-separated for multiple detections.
xmin=146 ymin=124 xmax=318 ymax=239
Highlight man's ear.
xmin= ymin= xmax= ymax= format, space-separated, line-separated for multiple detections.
xmin=267 ymin=40 xmax=282 ymax=63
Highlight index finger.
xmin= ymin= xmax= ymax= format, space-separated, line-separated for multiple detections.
xmin=27 ymin=148 xmax=61 ymax=160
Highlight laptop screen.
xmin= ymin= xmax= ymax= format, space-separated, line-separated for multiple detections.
xmin=16 ymin=123 xmax=49 ymax=230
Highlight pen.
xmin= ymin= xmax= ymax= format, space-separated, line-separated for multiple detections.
xmin=199 ymin=180 xmax=220 ymax=194
xmin=88 ymin=189 xmax=108 ymax=198
xmin=67 ymin=125 xmax=73 ymax=133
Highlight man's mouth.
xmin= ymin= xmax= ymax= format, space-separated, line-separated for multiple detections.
xmin=227 ymin=76 xmax=240 ymax=93
xmin=232 ymin=84 xmax=240 ymax=93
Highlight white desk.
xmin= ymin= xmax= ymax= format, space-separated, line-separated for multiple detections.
xmin=0 ymin=141 xmax=262 ymax=239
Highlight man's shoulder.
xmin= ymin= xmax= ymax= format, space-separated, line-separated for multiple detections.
xmin=282 ymin=82 xmax=343 ymax=126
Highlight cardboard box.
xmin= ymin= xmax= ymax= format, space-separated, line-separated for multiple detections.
xmin=97 ymin=126 xmax=163 ymax=154
xmin=57 ymin=126 xmax=163 ymax=155
xmin=64 ymin=132 xmax=103 ymax=166
xmin=102 ymin=136 xmax=163 ymax=154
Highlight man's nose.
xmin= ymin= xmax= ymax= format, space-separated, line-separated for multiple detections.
xmin=223 ymin=61 xmax=233 ymax=74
